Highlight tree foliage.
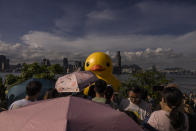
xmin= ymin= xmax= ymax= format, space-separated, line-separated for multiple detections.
xmin=0 ymin=77 xmax=7 ymax=109
xmin=1 ymin=63 xmax=64 ymax=109
xmin=6 ymin=63 xmax=64 ymax=88
xmin=21 ymin=63 xmax=47 ymax=79
xmin=5 ymin=74 xmax=19 ymax=86
xmin=47 ymin=64 xmax=64 ymax=75
xmin=119 ymin=70 xmax=172 ymax=103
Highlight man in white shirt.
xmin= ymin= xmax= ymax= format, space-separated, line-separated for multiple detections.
xmin=9 ymin=80 xmax=42 ymax=110
xmin=122 ymin=86 xmax=152 ymax=121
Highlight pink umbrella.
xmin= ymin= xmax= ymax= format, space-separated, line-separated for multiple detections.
xmin=55 ymin=71 xmax=98 ymax=92
xmin=0 ymin=96 xmax=143 ymax=131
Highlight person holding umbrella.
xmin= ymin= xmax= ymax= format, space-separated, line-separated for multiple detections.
xmin=9 ymin=80 xmax=42 ymax=110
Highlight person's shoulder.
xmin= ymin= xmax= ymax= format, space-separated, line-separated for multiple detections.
xmin=151 ymin=110 xmax=161 ymax=114
xmin=9 ymin=99 xmax=28 ymax=110
xmin=92 ymin=97 xmax=105 ymax=101
xmin=151 ymin=110 xmax=169 ymax=118
xmin=92 ymin=97 xmax=97 ymax=101
xmin=11 ymin=99 xmax=26 ymax=105
xmin=148 ymin=110 xmax=163 ymax=123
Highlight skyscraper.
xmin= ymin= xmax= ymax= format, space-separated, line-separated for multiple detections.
xmin=116 ymin=51 xmax=121 ymax=68
xmin=63 ymin=58 xmax=69 ymax=73
xmin=0 ymin=55 xmax=9 ymax=71
xmin=63 ymin=58 xmax=68 ymax=68
xmin=42 ymin=58 xmax=51 ymax=66
xmin=113 ymin=51 xmax=121 ymax=74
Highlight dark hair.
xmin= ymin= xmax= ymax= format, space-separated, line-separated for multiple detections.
xmin=88 ymin=85 xmax=96 ymax=99
xmin=46 ymin=88 xmax=59 ymax=99
xmin=162 ymin=87 xmax=185 ymax=130
xmin=141 ymin=88 xmax=148 ymax=100
xmin=105 ymin=85 xmax=114 ymax=104
xmin=26 ymin=81 xmax=42 ymax=97
xmin=94 ymin=79 xmax=107 ymax=95
xmin=128 ymin=86 xmax=142 ymax=94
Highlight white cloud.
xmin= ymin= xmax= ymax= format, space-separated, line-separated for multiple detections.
xmin=1 ymin=30 xmax=196 ymax=69
xmin=106 ymin=48 xmax=183 ymax=66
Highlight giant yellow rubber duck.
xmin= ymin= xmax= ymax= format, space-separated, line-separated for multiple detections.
xmin=84 ymin=52 xmax=121 ymax=95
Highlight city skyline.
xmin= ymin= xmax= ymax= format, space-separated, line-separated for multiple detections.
xmin=0 ymin=0 xmax=196 ymax=69
xmin=1 ymin=52 xmax=195 ymax=71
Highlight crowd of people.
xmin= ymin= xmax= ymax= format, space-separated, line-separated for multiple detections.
xmin=4 ymin=79 xmax=196 ymax=131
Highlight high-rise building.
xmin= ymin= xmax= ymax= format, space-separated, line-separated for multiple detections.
xmin=42 ymin=58 xmax=51 ymax=66
xmin=113 ymin=51 xmax=121 ymax=74
xmin=116 ymin=51 xmax=121 ymax=68
xmin=0 ymin=55 xmax=9 ymax=71
xmin=63 ymin=58 xmax=68 ymax=68
xmin=6 ymin=59 xmax=9 ymax=69
xmin=74 ymin=61 xmax=81 ymax=67
xmin=63 ymin=58 xmax=69 ymax=73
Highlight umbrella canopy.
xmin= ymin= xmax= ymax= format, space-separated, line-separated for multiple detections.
xmin=7 ymin=78 xmax=55 ymax=105
xmin=0 ymin=96 xmax=143 ymax=131
xmin=55 ymin=71 xmax=98 ymax=92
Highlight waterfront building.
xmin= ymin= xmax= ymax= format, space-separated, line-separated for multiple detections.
xmin=121 ymin=64 xmax=142 ymax=74
xmin=113 ymin=51 xmax=121 ymax=74
xmin=0 ymin=55 xmax=9 ymax=71
xmin=74 ymin=61 xmax=82 ymax=67
xmin=41 ymin=58 xmax=51 ymax=66
xmin=63 ymin=58 xmax=68 ymax=68
xmin=73 ymin=61 xmax=82 ymax=71
xmin=63 ymin=58 xmax=69 ymax=73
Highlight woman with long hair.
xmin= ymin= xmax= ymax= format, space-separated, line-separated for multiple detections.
xmin=148 ymin=87 xmax=189 ymax=131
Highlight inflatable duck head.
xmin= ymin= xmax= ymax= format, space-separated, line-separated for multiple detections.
xmin=85 ymin=52 xmax=113 ymax=76
xmin=84 ymin=52 xmax=121 ymax=94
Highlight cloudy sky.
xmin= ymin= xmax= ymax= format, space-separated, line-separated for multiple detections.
xmin=0 ymin=0 xmax=196 ymax=69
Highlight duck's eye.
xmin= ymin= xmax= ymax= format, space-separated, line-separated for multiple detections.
xmin=86 ymin=62 xmax=90 ymax=67
xmin=106 ymin=62 xmax=110 ymax=67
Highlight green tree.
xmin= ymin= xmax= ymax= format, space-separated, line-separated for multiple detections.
xmin=47 ymin=64 xmax=64 ymax=74
xmin=119 ymin=70 xmax=172 ymax=103
xmin=5 ymin=74 xmax=19 ymax=86
xmin=21 ymin=63 xmax=41 ymax=79
xmin=6 ymin=63 xmax=64 ymax=90
xmin=0 ymin=77 xmax=7 ymax=109
xmin=21 ymin=63 xmax=49 ymax=79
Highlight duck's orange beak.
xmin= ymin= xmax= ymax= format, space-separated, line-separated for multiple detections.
xmin=90 ymin=65 xmax=105 ymax=71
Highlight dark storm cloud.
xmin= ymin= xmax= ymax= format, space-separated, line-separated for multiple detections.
xmin=1 ymin=0 xmax=196 ymax=41
xmin=52 ymin=0 xmax=196 ymax=39
xmin=1 ymin=0 xmax=196 ymax=69
xmin=0 ymin=0 xmax=63 ymax=42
